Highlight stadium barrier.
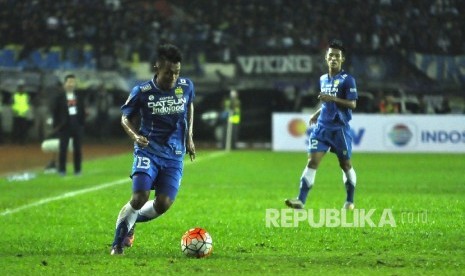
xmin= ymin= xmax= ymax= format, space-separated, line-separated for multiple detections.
xmin=272 ymin=113 xmax=465 ymax=153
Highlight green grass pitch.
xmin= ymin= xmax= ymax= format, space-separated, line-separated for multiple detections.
xmin=0 ymin=151 xmax=464 ymax=275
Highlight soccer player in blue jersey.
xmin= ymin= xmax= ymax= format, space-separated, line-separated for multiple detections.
xmin=285 ymin=39 xmax=358 ymax=210
xmin=111 ymin=44 xmax=196 ymax=255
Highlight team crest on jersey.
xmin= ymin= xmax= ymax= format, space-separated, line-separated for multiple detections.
xmin=149 ymin=95 xmax=155 ymax=101
xmin=140 ymin=84 xmax=152 ymax=92
xmin=174 ymin=86 xmax=184 ymax=98
xmin=178 ymin=78 xmax=189 ymax=86
xmin=334 ymin=79 xmax=340 ymax=86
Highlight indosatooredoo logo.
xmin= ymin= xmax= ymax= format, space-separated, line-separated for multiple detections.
xmin=388 ymin=124 xmax=413 ymax=146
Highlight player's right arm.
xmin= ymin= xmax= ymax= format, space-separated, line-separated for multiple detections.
xmin=121 ymin=115 xmax=149 ymax=148
xmin=121 ymin=86 xmax=149 ymax=148
xmin=309 ymin=108 xmax=321 ymax=125
xmin=310 ymin=78 xmax=323 ymax=125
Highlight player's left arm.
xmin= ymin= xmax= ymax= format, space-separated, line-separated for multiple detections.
xmin=319 ymin=96 xmax=356 ymax=110
xmin=318 ymin=75 xmax=357 ymax=110
xmin=186 ymin=101 xmax=195 ymax=161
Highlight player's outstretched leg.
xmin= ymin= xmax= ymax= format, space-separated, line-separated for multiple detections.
xmin=121 ymin=198 xmax=163 ymax=248
xmin=111 ymin=202 xmax=139 ymax=255
xmin=136 ymin=199 xmax=161 ymax=222
xmin=285 ymin=167 xmax=316 ymax=209
xmin=123 ymin=225 xmax=135 ymax=248
xmin=110 ymin=246 xmax=123 ymax=255
xmin=120 ymin=199 xmax=160 ymax=248
xmin=342 ymin=167 xmax=357 ymax=210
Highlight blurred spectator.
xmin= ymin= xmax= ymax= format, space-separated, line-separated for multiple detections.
xmin=50 ymin=74 xmax=85 ymax=176
xmin=11 ymin=80 xmax=32 ymax=144
xmin=220 ymin=90 xmax=241 ymax=150
xmin=0 ymin=91 xmax=13 ymax=142
xmin=435 ymin=96 xmax=452 ymax=114
xmin=0 ymin=92 xmax=3 ymax=144
xmin=417 ymin=94 xmax=434 ymax=114
xmin=373 ymin=90 xmax=385 ymax=113
xmin=379 ymin=94 xmax=399 ymax=113
xmin=95 ymin=84 xmax=113 ymax=139
xmin=32 ymin=85 xmax=50 ymax=141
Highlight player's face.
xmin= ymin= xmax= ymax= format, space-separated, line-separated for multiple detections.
xmin=325 ymin=48 xmax=344 ymax=71
xmin=64 ymin=77 xmax=76 ymax=92
xmin=155 ymin=61 xmax=181 ymax=91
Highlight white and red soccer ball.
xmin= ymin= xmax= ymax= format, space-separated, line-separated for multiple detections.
xmin=181 ymin=227 xmax=213 ymax=258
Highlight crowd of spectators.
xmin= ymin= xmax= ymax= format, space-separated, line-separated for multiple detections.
xmin=0 ymin=0 xmax=464 ymax=70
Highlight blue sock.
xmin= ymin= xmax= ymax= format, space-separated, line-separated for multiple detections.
xmin=112 ymin=220 xmax=129 ymax=247
xmin=298 ymin=179 xmax=311 ymax=204
xmin=345 ymin=181 xmax=355 ymax=203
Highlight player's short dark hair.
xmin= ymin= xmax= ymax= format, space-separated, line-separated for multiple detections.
xmin=157 ymin=44 xmax=182 ymax=64
xmin=64 ymin=74 xmax=76 ymax=82
xmin=328 ymin=39 xmax=345 ymax=55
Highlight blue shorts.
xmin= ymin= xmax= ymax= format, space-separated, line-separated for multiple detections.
xmin=308 ymin=125 xmax=353 ymax=160
xmin=130 ymin=149 xmax=183 ymax=200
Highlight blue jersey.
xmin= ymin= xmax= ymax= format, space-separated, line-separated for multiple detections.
xmin=318 ymin=70 xmax=357 ymax=129
xmin=121 ymin=78 xmax=195 ymax=161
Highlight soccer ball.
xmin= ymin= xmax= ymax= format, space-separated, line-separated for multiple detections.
xmin=181 ymin=227 xmax=213 ymax=258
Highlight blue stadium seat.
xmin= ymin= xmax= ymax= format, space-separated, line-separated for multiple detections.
xmin=0 ymin=48 xmax=17 ymax=67
xmin=44 ymin=46 xmax=62 ymax=70
xmin=30 ymin=50 xmax=45 ymax=69
xmin=62 ymin=48 xmax=78 ymax=69
xmin=83 ymin=44 xmax=96 ymax=69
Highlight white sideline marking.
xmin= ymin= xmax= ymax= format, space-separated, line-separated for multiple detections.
xmin=0 ymin=179 xmax=128 ymax=216
xmin=0 ymin=152 xmax=226 ymax=217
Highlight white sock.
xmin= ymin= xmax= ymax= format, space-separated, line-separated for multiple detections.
xmin=115 ymin=202 xmax=138 ymax=230
xmin=300 ymin=167 xmax=316 ymax=188
xmin=342 ymin=168 xmax=357 ymax=186
xmin=138 ymin=200 xmax=161 ymax=220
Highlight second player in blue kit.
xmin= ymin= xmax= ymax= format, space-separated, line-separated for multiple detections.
xmin=285 ymin=40 xmax=358 ymax=210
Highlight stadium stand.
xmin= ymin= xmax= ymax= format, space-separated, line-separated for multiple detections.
xmin=0 ymin=0 xmax=464 ymax=70
xmin=0 ymin=0 xmax=463 ymax=143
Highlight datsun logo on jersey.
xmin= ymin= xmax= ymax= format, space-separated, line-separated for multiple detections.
xmin=148 ymin=96 xmax=186 ymax=115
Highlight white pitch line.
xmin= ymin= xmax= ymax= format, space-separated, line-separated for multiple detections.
xmin=0 ymin=179 xmax=128 ymax=216
xmin=0 ymin=151 xmax=226 ymax=217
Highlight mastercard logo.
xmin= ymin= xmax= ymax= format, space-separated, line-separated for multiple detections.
xmin=288 ymin=119 xmax=308 ymax=137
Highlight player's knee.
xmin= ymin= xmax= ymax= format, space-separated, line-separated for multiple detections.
xmin=307 ymin=159 xmax=319 ymax=169
xmin=339 ymin=160 xmax=352 ymax=172
xmin=155 ymin=203 xmax=170 ymax=214
xmin=130 ymin=191 xmax=150 ymax=209
xmin=154 ymin=195 xmax=173 ymax=214
xmin=130 ymin=199 xmax=146 ymax=210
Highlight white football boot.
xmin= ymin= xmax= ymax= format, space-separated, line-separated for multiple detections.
xmin=343 ymin=201 xmax=355 ymax=210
